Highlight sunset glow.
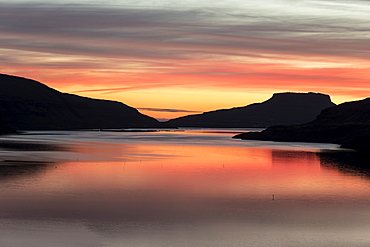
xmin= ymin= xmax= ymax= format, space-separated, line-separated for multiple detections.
xmin=1 ymin=0 xmax=370 ymax=119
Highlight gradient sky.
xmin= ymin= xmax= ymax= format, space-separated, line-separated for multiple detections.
xmin=1 ymin=0 xmax=370 ymax=120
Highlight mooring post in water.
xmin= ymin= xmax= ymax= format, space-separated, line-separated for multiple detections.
xmin=272 ymin=194 xmax=274 ymax=200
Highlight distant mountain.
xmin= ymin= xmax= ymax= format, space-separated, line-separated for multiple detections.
xmin=167 ymin=92 xmax=336 ymax=127
xmin=234 ymin=97 xmax=370 ymax=151
xmin=0 ymin=74 xmax=161 ymax=130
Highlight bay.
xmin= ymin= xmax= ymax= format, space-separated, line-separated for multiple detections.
xmin=0 ymin=129 xmax=370 ymax=247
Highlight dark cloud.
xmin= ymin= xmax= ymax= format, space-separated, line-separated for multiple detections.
xmin=1 ymin=1 xmax=370 ymax=66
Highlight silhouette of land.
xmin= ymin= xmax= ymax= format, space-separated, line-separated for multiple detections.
xmin=0 ymin=113 xmax=14 ymax=134
xmin=167 ymin=92 xmax=335 ymax=127
xmin=234 ymin=97 xmax=370 ymax=151
xmin=0 ymin=74 xmax=162 ymax=131
xmin=2 ymin=73 xmax=370 ymax=153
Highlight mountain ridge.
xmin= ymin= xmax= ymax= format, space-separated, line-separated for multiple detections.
xmin=167 ymin=92 xmax=336 ymax=127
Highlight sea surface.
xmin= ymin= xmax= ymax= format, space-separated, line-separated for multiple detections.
xmin=0 ymin=128 xmax=370 ymax=247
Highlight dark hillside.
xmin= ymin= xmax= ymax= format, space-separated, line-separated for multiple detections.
xmin=234 ymin=97 xmax=370 ymax=151
xmin=0 ymin=74 xmax=161 ymax=130
xmin=168 ymin=92 xmax=336 ymax=127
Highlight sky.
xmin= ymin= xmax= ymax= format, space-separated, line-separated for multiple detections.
xmin=1 ymin=0 xmax=370 ymax=120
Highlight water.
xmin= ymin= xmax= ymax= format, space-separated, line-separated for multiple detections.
xmin=0 ymin=129 xmax=370 ymax=247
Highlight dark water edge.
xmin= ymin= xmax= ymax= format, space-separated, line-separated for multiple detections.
xmin=0 ymin=161 xmax=50 ymax=180
xmin=318 ymin=151 xmax=370 ymax=178
xmin=0 ymin=139 xmax=68 ymax=151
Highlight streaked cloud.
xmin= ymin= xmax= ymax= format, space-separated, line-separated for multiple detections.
xmin=2 ymin=1 xmax=370 ymax=62
xmin=1 ymin=0 xmax=370 ymax=118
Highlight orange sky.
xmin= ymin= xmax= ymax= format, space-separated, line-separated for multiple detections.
xmin=1 ymin=1 xmax=370 ymax=120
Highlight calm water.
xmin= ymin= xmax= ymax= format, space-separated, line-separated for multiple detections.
xmin=0 ymin=129 xmax=370 ymax=247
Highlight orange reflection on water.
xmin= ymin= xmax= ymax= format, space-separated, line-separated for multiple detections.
xmin=44 ymin=142 xmax=370 ymax=202
xmin=2 ymin=132 xmax=370 ymax=247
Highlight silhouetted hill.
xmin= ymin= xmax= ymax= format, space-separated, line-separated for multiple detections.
xmin=234 ymin=98 xmax=370 ymax=151
xmin=0 ymin=74 xmax=161 ymax=130
xmin=0 ymin=113 xmax=14 ymax=134
xmin=167 ymin=92 xmax=336 ymax=127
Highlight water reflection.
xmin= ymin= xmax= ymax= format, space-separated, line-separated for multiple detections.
xmin=0 ymin=139 xmax=68 ymax=151
xmin=0 ymin=131 xmax=370 ymax=247
xmin=0 ymin=139 xmax=62 ymax=180
xmin=319 ymin=151 xmax=370 ymax=178
xmin=0 ymin=161 xmax=48 ymax=180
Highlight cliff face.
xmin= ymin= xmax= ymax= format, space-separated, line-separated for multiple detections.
xmin=167 ymin=92 xmax=336 ymax=128
xmin=234 ymin=97 xmax=370 ymax=151
xmin=0 ymin=74 xmax=161 ymax=130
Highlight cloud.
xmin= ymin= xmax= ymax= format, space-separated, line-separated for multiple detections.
xmin=138 ymin=108 xmax=201 ymax=113
xmin=1 ymin=1 xmax=370 ymax=66
xmin=73 ymin=87 xmax=145 ymax=93
xmin=1 ymin=0 xmax=370 ymax=105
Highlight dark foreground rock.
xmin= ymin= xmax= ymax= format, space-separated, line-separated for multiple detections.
xmin=0 ymin=74 xmax=162 ymax=130
xmin=234 ymin=97 xmax=370 ymax=151
xmin=167 ymin=92 xmax=335 ymax=128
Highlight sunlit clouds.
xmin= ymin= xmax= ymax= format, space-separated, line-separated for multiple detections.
xmin=1 ymin=0 xmax=370 ymax=119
